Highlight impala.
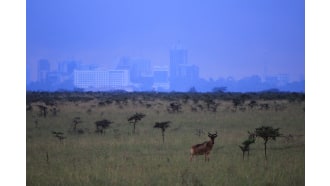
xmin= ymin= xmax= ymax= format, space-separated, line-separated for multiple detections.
xmin=190 ymin=132 xmax=218 ymax=161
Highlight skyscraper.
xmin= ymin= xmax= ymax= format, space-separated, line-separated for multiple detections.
xmin=169 ymin=44 xmax=199 ymax=91
xmin=170 ymin=45 xmax=188 ymax=80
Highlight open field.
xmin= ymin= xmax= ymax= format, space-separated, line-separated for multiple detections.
xmin=27 ymin=92 xmax=305 ymax=186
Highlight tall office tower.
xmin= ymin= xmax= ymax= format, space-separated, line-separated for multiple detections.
xmin=170 ymin=45 xmax=188 ymax=80
xmin=169 ymin=44 xmax=199 ymax=91
xmin=37 ymin=59 xmax=50 ymax=83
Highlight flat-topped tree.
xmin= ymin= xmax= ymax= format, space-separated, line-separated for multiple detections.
xmin=167 ymin=102 xmax=182 ymax=113
xmin=95 ymin=119 xmax=112 ymax=134
xmin=154 ymin=121 xmax=171 ymax=143
xmin=128 ymin=112 xmax=146 ymax=134
xmin=255 ymin=126 xmax=281 ymax=160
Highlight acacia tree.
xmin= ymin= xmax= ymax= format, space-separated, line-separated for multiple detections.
xmin=154 ymin=121 xmax=171 ymax=143
xmin=128 ymin=113 xmax=146 ymax=134
xmin=167 ymin=102 xmax=182 ymax=113
xmin=255 ymin=126 xmax=281 ymax=160
xmin=239 ymin=131 xmax=256 ymax=160
xmin=95 ymin=119 xmax=112 ymax=134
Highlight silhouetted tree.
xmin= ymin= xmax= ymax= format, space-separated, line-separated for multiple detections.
xmin=167 ymin=102 xmax=182 ymax=113
xmin=154 ymin=121 xmax=171 ymax=143
xmin=239 ymin=131 xmax=256 ymax=160
xmin=248 ymin=100 xmax=258 ymax=109
xmin=95 ymin=119 xmax=112 ymax=134
xmin=128 ymin=113 xmax=146 ymax=134
xmin=255 ymin=126 xmax=281 ymax=160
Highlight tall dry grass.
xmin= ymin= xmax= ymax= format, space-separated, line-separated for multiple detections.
xmin=27 ymin=98 xmax=304 ymax=186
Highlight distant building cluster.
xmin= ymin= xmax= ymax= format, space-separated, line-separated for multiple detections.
xmin=26 ymin=45 xmax=304 ymax=92
xmin=27 ymin=44 xmax=200 ymax=92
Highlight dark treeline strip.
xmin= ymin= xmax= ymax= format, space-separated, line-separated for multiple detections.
xmin=26 ymin=91 xmax=305 ymax=105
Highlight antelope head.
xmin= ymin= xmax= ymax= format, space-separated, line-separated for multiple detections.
xmin=208 ymin=132 xmax=218 ymax=144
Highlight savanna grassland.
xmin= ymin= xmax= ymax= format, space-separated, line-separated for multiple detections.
xmin=26 ymin=92 xmax=305 ymax=186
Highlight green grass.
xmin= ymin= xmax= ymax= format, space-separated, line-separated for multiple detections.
xmin=27 ymin=98 xmax=304 ymax=186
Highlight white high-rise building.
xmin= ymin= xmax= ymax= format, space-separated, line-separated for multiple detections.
xmin=74 ymin=70 xmax=130 ymax=91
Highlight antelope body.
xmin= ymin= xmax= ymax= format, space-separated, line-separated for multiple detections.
xmin=190 ymin=132 xmax=218 ymax=161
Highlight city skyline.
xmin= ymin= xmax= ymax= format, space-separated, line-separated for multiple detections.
xmin=26 ymin=43 xmax=304 ymax=84
xmin=27 ymin=0 xmax=305 ymax=84
xmin=27 ymin=42 xmax=305 ymax=83
xmin=26 ymin=50 xmax=304 ymax=92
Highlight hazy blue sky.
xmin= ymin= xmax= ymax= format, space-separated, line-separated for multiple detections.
xmin=27 ymin=0 xmax=305 ymax=81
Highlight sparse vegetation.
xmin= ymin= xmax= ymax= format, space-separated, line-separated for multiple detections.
xmin=27 ymin=91 xmax=304 ymax=185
